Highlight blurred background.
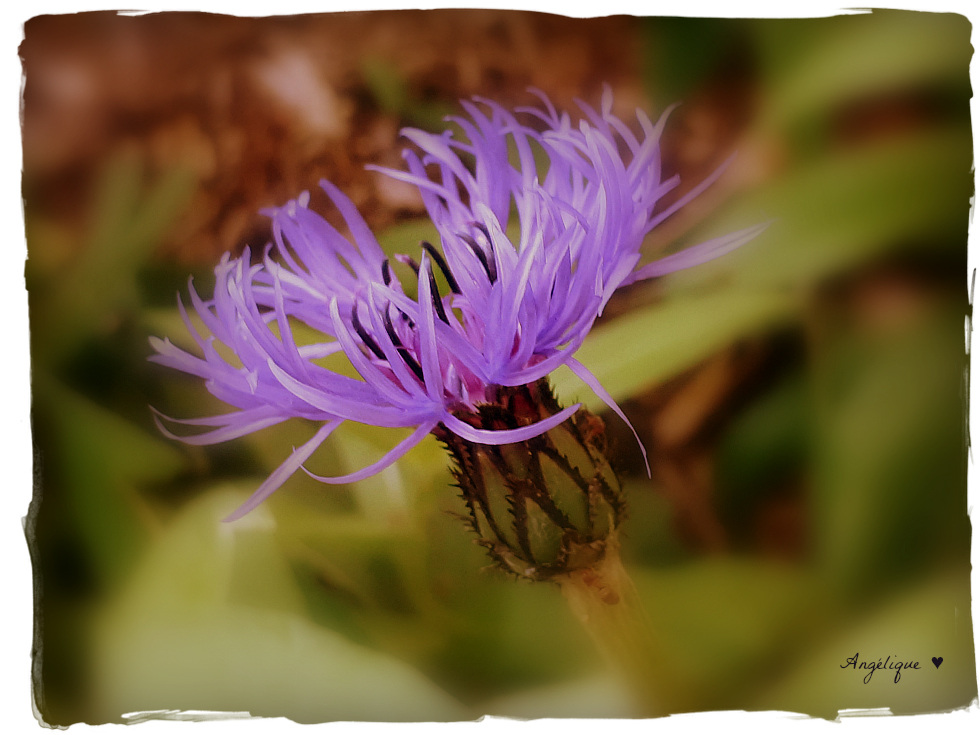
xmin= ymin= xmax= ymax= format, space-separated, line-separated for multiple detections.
xmin=21 ymin=8 xmax=975 ymax=724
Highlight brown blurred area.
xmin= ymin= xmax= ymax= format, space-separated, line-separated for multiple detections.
xmin=21 ymin=10 xmax=645 ymax=263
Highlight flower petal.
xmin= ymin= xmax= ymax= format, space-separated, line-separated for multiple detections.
xmin=566 ymin=357 xmax=650 ymax=475
xmin=301 ymin=422 xmax=437 ymax=485
xmin=625 ymin=222 xmax=770 ymax=283
xmin=442 ymin=402 xmax=581 ymax=445
xmin=223 ymin=420 xmax=343 ymax=521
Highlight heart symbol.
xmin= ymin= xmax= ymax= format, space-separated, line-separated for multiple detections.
xmin=932 ymin=657 xmax=943 ymax=669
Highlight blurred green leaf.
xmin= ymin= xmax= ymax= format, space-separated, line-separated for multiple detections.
xmin=716 ymin=374 xmax=809 ymax=527
xmin=810 ymin=314 xmax=968 ymax=597
xmin=552 ymin=287 xmax=797 ymax=409
xmin=37 ymin=378 xmax=186 ymax=587
xmin=87 ymin=154 xmax=195 ymax=273
xmin=29 ymin=153 xmax=195 ymax=364
xmin=361 ymin=57 xmax=409 ymax=116
xmin=751 ymin=569 xmax=975 ymax=718
xmin=361 ymin=57 xmax=454 ymax=130
xmin=632 ymin=559 xmax=826 ymax=710
xmin=425 ymin=568 xmax=598 ymax=701
xmin=643 ymin=18 xmax=734 ymax=108
xmin=94 ymin=487 xmax=468 ymax=722
xmin=375 ymin=218 xmax=442 ymax=257
xmin=618 ymin=478 xmax=690 ymax=565
xmin=266 ymin=467 xmax=430 ymax=615
xmin=754 ymin=12 xmax=971 ymax=132
xmin=113 ymin=484 xmax=306 ymax=617
xmin=666 ymin=130 xmax=970 ymax=294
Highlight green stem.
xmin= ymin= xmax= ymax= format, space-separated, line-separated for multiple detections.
xmin=555 ymin=537 xmax=693 ymax=717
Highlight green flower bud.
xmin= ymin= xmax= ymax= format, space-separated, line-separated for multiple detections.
xmin=435 ymin=379 xmax=626 ymax=581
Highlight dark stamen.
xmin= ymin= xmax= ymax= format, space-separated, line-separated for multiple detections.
xmin=460 ymin=234 xmax=497 ymax=284
xmin=381 ymin=259 xmax=393 ymax=286
xmin=351 ymin=304 xmax=385 ymax=360
xmin=421 ymin=241 xmax=461 ymax=294
xmin=424 ymin=259 xmax=451 ymax=325
xmin=394 ymin=254 xmax=421 ymax=277
xmin=382 ymin=308 xmax=425 ymax=383
xmin=472 ymin=224 xmax=498 ymax=284
xmin=473 ymin=222 xmax=492 ymax=243
xmin=382 ymin=308 xmax=402 ymax=346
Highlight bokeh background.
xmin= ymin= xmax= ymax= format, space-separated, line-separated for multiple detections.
xmin=21 ymin=8 xmax=975 ymax=724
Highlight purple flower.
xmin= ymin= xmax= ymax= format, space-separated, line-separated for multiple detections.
xmin=151 ymin=88 xmax=764 ymax=520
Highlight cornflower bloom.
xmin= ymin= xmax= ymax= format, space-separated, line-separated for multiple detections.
xmin=150 ymin=88 xmax=763 ymax=532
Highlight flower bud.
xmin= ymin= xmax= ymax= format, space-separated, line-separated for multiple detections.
xmin=436 ymin=380 xmax=625 ymax=581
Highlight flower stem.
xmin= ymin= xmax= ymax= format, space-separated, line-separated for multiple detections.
xmin=438 ymin=380 xmax=691 ymax=714
xmin=555 ymin=536 xmax=692 ymax=717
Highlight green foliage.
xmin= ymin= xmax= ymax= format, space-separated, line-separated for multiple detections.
xmin=632 ymin=559 xmax=827 ymax=709
xmin=667 ymin=130 xmax=971 ymax=292
xmin=93 ymin=489 xmax=468 ymax=722
xmin=28 ymin=151 xmax=195 ymax=365
xmin=34 ymin=379 xmax=184 ymax=589
xmin=716 ymin=374 xmax=809 ymax=530
xmin=643 ymin=17 xmax=733 ymax=107
xmin=361 ymin=56 xmax=455 ymax=130
xmin=752 ymin=569 xmax=975 ymax=718
xmin=552 ymin=286 xmax=797 ymax=408
xmin=752 ymin=12 xmax=971 ymax=134
xmin=809 ymin=312 xmax=968 ymax=598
